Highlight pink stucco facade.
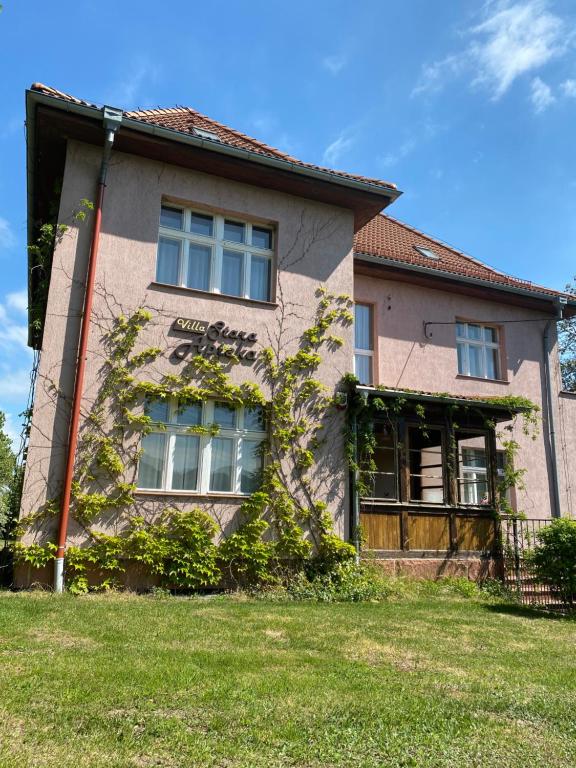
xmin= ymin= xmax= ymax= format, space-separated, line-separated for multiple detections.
xmin=17 ymin=118 xmax=575 ymax=587
xmin=20 ymin=140 xmax=354 ymax=550
xmin=354 ymin=274 xmax=575 ymax=518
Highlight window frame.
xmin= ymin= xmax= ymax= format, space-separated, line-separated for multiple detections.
xmin=354 ymin=302 xmax=375 ymax=385
xmin=456 ymin=320 xmax=502 ymax=380
xmin=137 ymin=400 xmax=267 ymax=496
xmin=156 ymin=204 xmax=275 ymax=303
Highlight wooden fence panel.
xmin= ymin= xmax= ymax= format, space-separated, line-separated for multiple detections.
xmin=456 ymin=516 xmax=495 ymax=552
xmin=409 ymin=514 xmax=450 ymax=550
xmin=360 ymin=513 xmax=401 ymax=549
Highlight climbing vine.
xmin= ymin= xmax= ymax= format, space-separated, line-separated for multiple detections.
xmin=345 ymin=382 xmax=540 ymax=515
xmin=16 ymin=287 xmax=357 ymax=592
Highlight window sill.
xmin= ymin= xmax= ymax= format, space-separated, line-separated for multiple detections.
xmin=135 ymin=489 xmax=250 ymax=501
xmin=456 ymin=374 xmax=509 ymax=385
xmin=149 ymin=281 xmax=278 ymax=309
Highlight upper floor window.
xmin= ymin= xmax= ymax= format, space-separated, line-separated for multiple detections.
xmin=137 ymin=400 xmax=267 ymax=495
xmin=354 ymin=303 xmax=374 ymax=385
xmin=456 ymin=322 xmax=501 ymax=380
xmin=156 ymin=204 xmax=274 ymax=302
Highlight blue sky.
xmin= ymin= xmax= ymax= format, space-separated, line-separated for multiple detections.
xmin=1 ymin=0 xmax=575 ymax=446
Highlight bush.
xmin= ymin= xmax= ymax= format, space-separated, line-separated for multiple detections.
xmin=309 ymin=534 xmax=356 ymax=576
xmin=527 ymin=518 xmax=576 ymax=606
xmin=281 ymin=561 xmax=399 ymax=603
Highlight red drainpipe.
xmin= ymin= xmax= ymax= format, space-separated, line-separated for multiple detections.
xmin=54 ymin=107 xmax=122 ymax=592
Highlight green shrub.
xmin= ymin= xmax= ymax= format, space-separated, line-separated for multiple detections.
xmin=310 ymin=534 xmax=356 ymax=576
xmin=284 ymin=561 xmax=398 ymax=603
xmin=526 ymin=518 xmax=576 ymax=606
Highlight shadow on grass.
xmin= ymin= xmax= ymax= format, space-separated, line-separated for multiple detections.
xmin=482 ymin=601 xmax=576 ymax=621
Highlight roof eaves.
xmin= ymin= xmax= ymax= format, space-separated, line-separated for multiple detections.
xmin=356 ymin=385 xmax=530 ymax=414
xmin=354 ymin=250 xmax=574 ymax=307
xmin=27 ymin=85 xmax=399 ymax=198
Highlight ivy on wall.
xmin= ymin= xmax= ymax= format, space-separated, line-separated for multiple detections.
xmin=15 ymin=288 xmax=357 ymax=592
xmin=344 ymin=380 xmax=540 ymax=518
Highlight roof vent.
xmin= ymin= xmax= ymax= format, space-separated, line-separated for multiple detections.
xmin=193 ymin=127 xmax=220 ymax=141
xmin=414 ymin=245 xmax=440 ymax=261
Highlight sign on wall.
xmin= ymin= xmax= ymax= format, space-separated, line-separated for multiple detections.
xmin=172 ymin=318 xmax=259 ymax=363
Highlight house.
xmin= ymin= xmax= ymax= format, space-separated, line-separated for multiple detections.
xmin=16 ymin=83 xmax=576 ymax=589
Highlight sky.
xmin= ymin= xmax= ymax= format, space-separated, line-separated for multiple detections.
xmin=0 ymin=0 xmax=575 ymax=448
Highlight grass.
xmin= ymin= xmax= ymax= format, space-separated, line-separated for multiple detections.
xmin=0 ymin=588 xmax=575 ymax=767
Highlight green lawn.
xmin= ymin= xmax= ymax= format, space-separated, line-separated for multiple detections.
xmin=0 ymin=591 xmax=575 ymax=768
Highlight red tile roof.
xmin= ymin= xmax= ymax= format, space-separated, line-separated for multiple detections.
xmin=354 ymin=213 xmax=569 ymax=299
xmin=30 ymin=83 xmax=396 ymax=193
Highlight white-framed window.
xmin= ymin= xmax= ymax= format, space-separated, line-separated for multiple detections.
xmin=137 ymin=400 xmax=267 ymax=495
xmin=456 ymin=322 xmax=501 ymax=380
xmin=459 ymin=447 xmax=507 ymax=506
xmin=354 ymin=303 xmax=374 ymax=385
xmin=156 ymin=204 xmax=274 ymax=302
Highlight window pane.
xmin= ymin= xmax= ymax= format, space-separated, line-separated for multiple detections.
xmin=467 ymin=324 xmax=482 ymax=340
xmin=224 ymin=220 xmax=245 ymax=243
xmin=486 ymin=347 xmax=499 ymax=379
xmin=171 ymin=435 xmax=199 ymax=490
xmin=355 ymin=304 xmax=372 ymax=350
xmin=138 ymin=433 xmax=166 ymax=489
xmin=175 ymin=403 xmax=202 ymax=426
xmin=160 ymin=206 xmax=183 ymax=230
xmin=145 ymin=398 xmax=169 ymax=424
xmin=462 ymin=448 xmax=486 ymax=468
xmin=222 ymin=250 xmax=243 ymax=296
xmin=214 ymin=402 xmax=237 ymax=429
xmin=371 ymin=424 xmax=397 ymax=500
xmin=468 ymin=345 xmax=484 ymax=377
xmin=156 ymin=237 xmax=180 ymax=285
xmin=457 ymin=342 xmax=466 ymax=375
xmin=456 ymin=322 xmax=467 ymax=338
xmin=250 ymin=255 xmax=271 ymax=301
xmin=240 ymin=439 xmax=263 ymax=494
xmin=187 ymin=243 xmax=211 ymax=291
xmin=209 ymin=438 xmax=234 ymax=492
xmin=190 ymin=212 xmax=213 ymax=237
xmin=252 ymin=226 xmax=272 ymax=250
xmin=355 ymin=353 xmax=373 ymax=385
xmin=408 ymin=428 xmax=444 ymax=503
xmin=244 ymin=406 xmax=265 ymax=432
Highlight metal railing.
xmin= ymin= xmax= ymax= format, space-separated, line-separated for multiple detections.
xmin=500 ymin=516 xmax=557 ymax=607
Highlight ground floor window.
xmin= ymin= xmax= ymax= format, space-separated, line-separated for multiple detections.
xmin=137 ymin=400 xmax=266 ymax=495
xmin=363 ymin=417 xmax=505 ymax=508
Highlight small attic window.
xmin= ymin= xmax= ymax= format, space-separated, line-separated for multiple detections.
xmin=414 ymin=245 xmax=440 ymax=261
xmin=193 ymin=127 xmax=220 ymax=141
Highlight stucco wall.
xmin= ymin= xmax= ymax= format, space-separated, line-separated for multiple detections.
xmin=354 ymin=274 xmax=574 ymax=519
xmin=20 ymin=140 xmax=355 ymax=548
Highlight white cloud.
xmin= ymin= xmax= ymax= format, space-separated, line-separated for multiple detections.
xmin=6 ymin=290 xmax=27 ymax=315
xmin=322 ymin=54 xmax=347 ymax=75
xmin=378 ymin=121 xmax=442 ymax=168
xmin=0 ymin=369 xmax=32 ymax=401
xmin=322 ymin=132 xmax=355 ymax=166
xmin=0 ymin=288 xmax=31 ymax=354
xmin=1 ymin=411 xmax=23 ymax=452
xmin=0 ymin=217 xmax=15 ymax=251
xmin=413 ymin=1 xmax=570 ymax=100
xmin=380 ymin=138 xmax=417 ymax=168
xmin=105 ymin=59 xmax=159 ymax=108
xmin=530 ymin=76 xmax=555 ymax=111
xmin=561 ymin=78 xmax=576 ymax=97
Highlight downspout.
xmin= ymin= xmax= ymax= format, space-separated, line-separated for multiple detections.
xmin=54 ymin=106 xmax=123 ymax=593
xmin=350 ymin=410 xmax=361 ymax=564
xmin=542 ymin=297 xmax=566 ymax=519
